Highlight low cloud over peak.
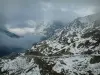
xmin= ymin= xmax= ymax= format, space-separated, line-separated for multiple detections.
xmin=0 ymin=0 xmax=100 ymax=56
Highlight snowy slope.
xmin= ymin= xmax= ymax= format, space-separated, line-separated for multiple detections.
xmin=0 ymin=53 xmax=40 ymax=75
xmin=1 ymin=13 xmax=100 ymax=75
xmin=30 ymin=13 xmax=100 ymax=56
xmin=1 ymin=54 xmax=100 ymax=75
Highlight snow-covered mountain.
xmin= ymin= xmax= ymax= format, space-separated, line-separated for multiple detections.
xmin=30 ymin=13 xmax=100 ymax=56
xmin=0 ymin=20 xmax=64 ymax=57
xmin=1 ymin=13 xmax=100 ymax=75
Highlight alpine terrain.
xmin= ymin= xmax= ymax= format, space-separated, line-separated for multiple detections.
xmin=0 ymin=13 xmax=100 ymax=75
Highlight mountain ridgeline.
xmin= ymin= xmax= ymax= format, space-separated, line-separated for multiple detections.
xmin=0 ymin=29 xmax=21 ymax=56
xmin=0 ymin=28 xmax=20 ymax=38
xmin=30 ymin=13 xmax=100 ymax=56
xmin=0 ymin=13 xmax=100 ymax=75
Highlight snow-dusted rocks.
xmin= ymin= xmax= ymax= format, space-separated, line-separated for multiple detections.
xmin=0 ymin=56 xmax=40 ymax=75
xmin=1 ymin=13 xmax=100 ymax=75
xmin=29 ymin=13 xmax=100 ymax=56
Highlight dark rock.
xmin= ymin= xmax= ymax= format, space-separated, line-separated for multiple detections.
xmin=90 ymin=56 xmax=100 ymax=64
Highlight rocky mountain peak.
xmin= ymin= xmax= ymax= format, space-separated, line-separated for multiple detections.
xmin=1 ymin=13 xmax=100 ymax=75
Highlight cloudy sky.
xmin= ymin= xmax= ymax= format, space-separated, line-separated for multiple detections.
xmin=0 ymin=0 xmax=100 ymax=35
xmin=0 ymin=0 xmax=100 ymax=54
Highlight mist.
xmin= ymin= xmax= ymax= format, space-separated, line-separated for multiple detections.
xmin=0 ymin=0 xmax=100 ymax=56
xmin=0 ymin=13 xmax=43 ymax=56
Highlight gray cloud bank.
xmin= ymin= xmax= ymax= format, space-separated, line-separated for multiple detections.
xmin=0 ymin=13 xmax=42 ymax=55
xmin=0 ymin=0 xmax=99 ymax=28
